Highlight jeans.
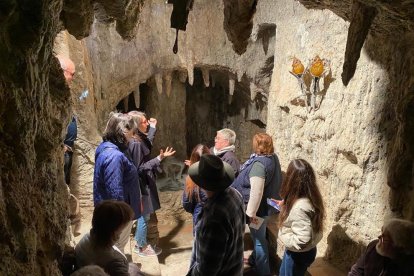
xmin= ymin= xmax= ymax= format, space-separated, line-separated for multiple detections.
xmin=135 ymin=214 xmax=150 ymax=247
xmin=248 ymin=216 xmax=270 ymax=276
xmin=279 ymin=247 xmax=317 ymax=276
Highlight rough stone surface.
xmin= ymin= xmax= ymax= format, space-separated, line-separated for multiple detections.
xmin=0 ymin=1 xmax=70 ymax=275
xmin=268 ymin=0 xmax=414 ymax=271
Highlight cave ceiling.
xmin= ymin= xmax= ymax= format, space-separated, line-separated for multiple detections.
xmin=58 ymin=0 xmax=414 ymax=86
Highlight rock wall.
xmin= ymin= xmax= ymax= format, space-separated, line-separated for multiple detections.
xmin=268 ymin=0 xmax=414 ymax=270
xmin=0 ymin=2 xmax=70 ymax=275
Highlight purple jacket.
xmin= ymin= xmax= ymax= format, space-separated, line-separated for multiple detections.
xmin=93 ymin=141 xmax=141 ymax=219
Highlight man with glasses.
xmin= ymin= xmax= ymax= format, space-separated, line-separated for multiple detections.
xmin=349 ymin=218 xmax=414 ymax=276
xmin=212 ymin=128 xmax=240 ymax=176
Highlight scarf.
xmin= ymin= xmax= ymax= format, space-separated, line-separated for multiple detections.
xmin=213 ymin=145 xmax=236 ymax=156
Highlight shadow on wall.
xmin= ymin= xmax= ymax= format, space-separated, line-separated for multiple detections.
xmin=324 ymin=224 xmax=365 ymax=272
xmin=365 ymin=33 xmax=414 ymax=221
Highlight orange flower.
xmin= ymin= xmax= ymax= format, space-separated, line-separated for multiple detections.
xmin=292 ymin=57 xmax=305 ymax=75
xmin=310 ymin=55 xmax=324 ymax=77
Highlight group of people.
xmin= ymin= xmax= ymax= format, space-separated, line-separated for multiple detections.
xmin=181 ymin=129 xmax=414 ymax=276
xmin=57 ymin=53 xmax=414 ymax=276
xmin=182 ymin=129 xmax=325 ymax=276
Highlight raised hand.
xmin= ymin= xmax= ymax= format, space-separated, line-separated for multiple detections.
xmin=184 ymin=159 xmax=191 ymax=166
xmin=159 ymin=146 xmax=176 ymax=160
xmin=148 ymin=118 xmax=157 ymax=127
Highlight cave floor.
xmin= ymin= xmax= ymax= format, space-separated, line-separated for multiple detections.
xmin=126 ymin=221 xmax=346 ymax=276
xmin=75 ymin=176 xmax=346 ymax=275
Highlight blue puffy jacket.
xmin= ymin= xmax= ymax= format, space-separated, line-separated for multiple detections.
xmin=93 ymin=141 xmax=141 ymax=219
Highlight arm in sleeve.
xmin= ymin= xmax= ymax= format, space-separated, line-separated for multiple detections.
xmin=129 ymin=142 xmax=144 ymax=168
xmin=280 ymin=204 xmax=313 ymax=250
xmin=348 ymin=241 xmax=376 ymax=276
xmin=223 ymin=156 xmax=240 ymax=175
xmin=182 ymin=189 xmax=196 ymax=214
xmin=105 ymin=258 xmax=130 ymax=276
xmin=191 ymin=221 xmax=228 ymax=276
xmin=246 ymin=176 xmax=265 ymax=217
xmin=139 ymin=156 xmax=161 ymax=172
xmin=103 ymin=155 xmax=125 ymax=201
xmin=147 ymin=127 xmax=157 ymax=144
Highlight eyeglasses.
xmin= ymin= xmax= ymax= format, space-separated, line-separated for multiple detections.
xmin=378 ymin=233 xmax=392 ymax=244
xmin=215 ymin=136 xmax=227 ymax=141
xmin=65 ymin=69 xmax=75 ymax=78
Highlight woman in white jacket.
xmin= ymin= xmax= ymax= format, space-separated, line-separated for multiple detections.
xmin=277 ymin=159 xmax=325 ymax=276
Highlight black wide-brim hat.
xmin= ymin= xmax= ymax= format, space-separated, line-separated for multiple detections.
xmin=188 ymin=154 xmax=235 ymax=192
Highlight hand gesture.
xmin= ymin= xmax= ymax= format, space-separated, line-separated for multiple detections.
xmin=159 ymin=146 xmax=176 ymax=160
xmin=149 ymin=118 xmax=157 ymax=127
xmin=184 ymin=159 xmax=191 ymax=166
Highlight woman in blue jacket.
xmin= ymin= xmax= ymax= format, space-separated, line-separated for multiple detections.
xmin=93 ymin=112 xmax=140 ymax=254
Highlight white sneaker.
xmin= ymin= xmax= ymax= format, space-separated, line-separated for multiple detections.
xmin=134 ymin=244 xmax=162 ymax=257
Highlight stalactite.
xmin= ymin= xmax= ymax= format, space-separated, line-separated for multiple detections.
xmin=237 ymin=70 xmax=244 ymax=82
xmin=164 ymin=71 xmax=172 ymax=97
xmin=133 ymin=86 xmax=140 ymax=108
xmin=201 ymin=68 xmax=210 ymax=87
xmin=155 ymin=73 xmax=163 ymax=94
xmin=229 ymin=77 xmax=235 ymax=96
xmin=123 ymin=95 xmax=129 ymax=111
xmin=187 ymin=63 xmax=194 ymax=86
xmin=250 ymin=82 xmax=258 ymax=101
xmin=178 ymin=70 xmax=188 ymax=83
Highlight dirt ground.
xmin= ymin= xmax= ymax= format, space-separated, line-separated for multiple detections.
xmin=74 ymin=176 xmax=346 ymax=276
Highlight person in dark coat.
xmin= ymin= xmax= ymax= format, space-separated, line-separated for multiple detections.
xmin=187 ymin=155 xmax=245 ymax=276
xmin=93 ymin=112 xmax=140 ymax=253
xmin=64 ymin=115 xmax=77 ymax=185
xmin=182 ymin=144 xmax=210 ymax=235
xmin=349 ymin=218 xmax=414 ymax=276
xmin=128 ymin=111 xmax=175 ymax=257
xmin=211 ymin=128 xmax=240 ymax=175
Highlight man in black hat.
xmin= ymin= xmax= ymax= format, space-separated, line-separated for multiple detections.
xmin=187 ymin=154 xmax=245 ymax=276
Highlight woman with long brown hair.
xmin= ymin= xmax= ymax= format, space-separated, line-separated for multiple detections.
xmin=182 ymin=144 xmax=210 ymax=235
xmin=277 ymin=159 xmax=325 ymax=276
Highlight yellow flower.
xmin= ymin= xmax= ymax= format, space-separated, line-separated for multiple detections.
xmin=292 ymin=57 xmax=305 ymax=75
xmin=310 ymin=55 xmax=324 ymax=77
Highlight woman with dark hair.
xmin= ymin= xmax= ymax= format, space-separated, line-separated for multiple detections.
xmin=276 ymin=159 xmax=325 ymax=276
xmin=127 ymin=110 xmax=175 ymax=257
xmin=232 ymin=133 xmax=283 ymax=276
xmin=75 ymin=200 xmax=141 ymax=276
xmin=93 ymin=112 xmax=140 ymax=253
xmin=182 ymin=144 xmax=210 ymax=235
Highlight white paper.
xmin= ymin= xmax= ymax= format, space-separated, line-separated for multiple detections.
xmin=249 ymin=216 xmax=264 ymax=230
